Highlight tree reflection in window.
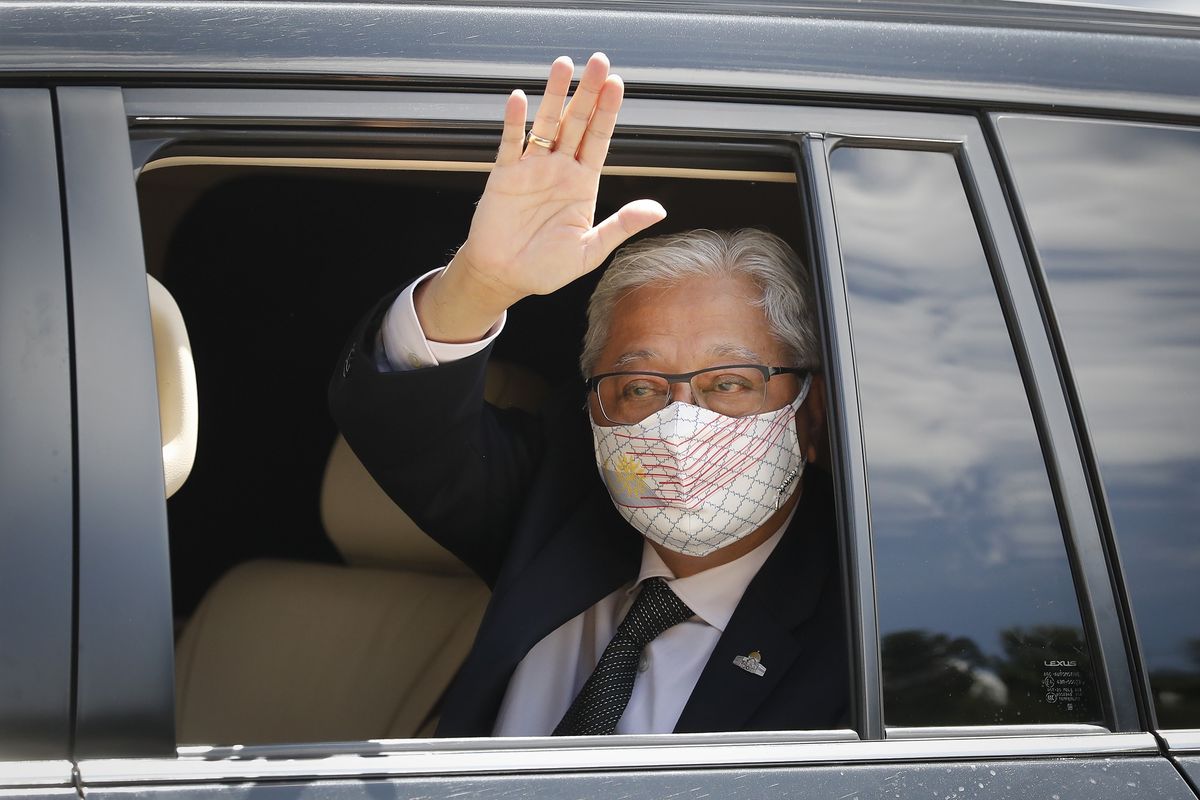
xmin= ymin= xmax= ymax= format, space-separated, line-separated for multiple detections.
xmin=883 ymin=627 xmax=1097 ymax=725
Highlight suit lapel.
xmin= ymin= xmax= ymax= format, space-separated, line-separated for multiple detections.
xmin=505 ymin=485 xmax=641 ymax=638
xmin=439 ymin=477 xmax=640 ymax=736
xmin=674 ymin=580 xmax=806 ymax=733
xmin=674 ymin=470 xmax=837 ymax=733
xmin=490 ymin=393 xmax=642 ymax=636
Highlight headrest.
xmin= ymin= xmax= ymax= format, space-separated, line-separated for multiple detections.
xmin=147 ymin=275 xmax=199 ymax=499
xmin=320 ymin=360 xmax=548 ymax=573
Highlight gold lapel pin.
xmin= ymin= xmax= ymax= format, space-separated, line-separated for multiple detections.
xmin=733 ymin=650 xmax=766 ymax=676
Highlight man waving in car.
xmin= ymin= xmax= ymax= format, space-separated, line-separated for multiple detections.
xmin=331 ymin=53 xmax=846 ymax=737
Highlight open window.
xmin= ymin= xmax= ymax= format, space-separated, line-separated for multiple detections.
xmin=134 ymin=134 xmax=832 ymax=746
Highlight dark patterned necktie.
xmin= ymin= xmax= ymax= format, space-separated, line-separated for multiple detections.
xmin=553 ymin=576 xmax=695 ymax=736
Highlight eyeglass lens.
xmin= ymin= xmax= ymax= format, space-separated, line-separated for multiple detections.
xmin=597 ymin=366 xmax=770 ymax=423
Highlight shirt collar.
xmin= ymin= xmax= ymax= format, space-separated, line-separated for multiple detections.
xmin=630 ymin=503 xmax=797 ymax=634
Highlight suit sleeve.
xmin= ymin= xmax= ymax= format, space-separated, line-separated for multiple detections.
xmin=328 ymin=291 xmax=545 ymax=586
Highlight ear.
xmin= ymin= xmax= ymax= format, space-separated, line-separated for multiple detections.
xmin=795 ymin=373 xmax=828 ymax=465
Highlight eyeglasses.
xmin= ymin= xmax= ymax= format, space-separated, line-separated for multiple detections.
xmin=587 ymin=364 xmax=809 ymax=424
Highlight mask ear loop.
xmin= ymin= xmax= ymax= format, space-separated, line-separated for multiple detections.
xmin=792 ymin=372 xmax=814 ymax=411
xmin=774 ymin=372 xmax=814 ymax=510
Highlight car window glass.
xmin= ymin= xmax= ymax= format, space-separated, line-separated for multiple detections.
xmin=829 ymin=146 xmax=1100 ymax=727
xmin=997 ymin=115 xmax=1200 ymax=729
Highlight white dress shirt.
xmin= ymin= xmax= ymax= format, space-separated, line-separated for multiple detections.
xmin=380 ymin=269 xmax=791 ymax=735
xmin=492 ymin=525 xmax=788 ymax=736
xmin=380 ymin=268 xmax=507 ymax=370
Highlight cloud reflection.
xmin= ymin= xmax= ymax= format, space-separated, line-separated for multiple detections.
xmin=999 ymin=116 xmax=1200 ymax=686
xmin=830 ymin=146 xmax=1086 ymax=681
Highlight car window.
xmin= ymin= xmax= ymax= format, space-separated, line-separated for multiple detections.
xmin=136 ymin=157 xmax=846 ymax=745
xmin=829 ymin=146 xmax=1101 ymax=727
xmin=996 ymin=115 xmax=1200 ymax=729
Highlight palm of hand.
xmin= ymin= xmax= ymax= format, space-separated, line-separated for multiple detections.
xmin=465 ymin=154 xmax=602 ymax=298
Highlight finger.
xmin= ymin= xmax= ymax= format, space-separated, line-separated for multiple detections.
xmin=555 ymin=52 xmax=609 ymax=158
xmin=581 ymin=199 xmax=668 ymax=272
xmin=526 ymin=56 xmax=573 ymax=157
xmin=496 ymin=90 xmax=528 ymax=167
xmin=577 ymin=74 xmax=624 ymax=171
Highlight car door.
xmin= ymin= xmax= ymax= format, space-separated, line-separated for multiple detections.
xmin=0 ymin=89 xmax=76 ymax=799
xmin=49 ymin=84 xmax=1197 ymax=798
xmin=805 ymin=114 xmax=1191 ymax=797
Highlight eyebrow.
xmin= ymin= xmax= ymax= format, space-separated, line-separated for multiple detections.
xmin=707 ymin=343 xmax=763 ymax=363
xmin=612 ymin=350 xmax=658 ymax=369
xmin=609 ymin=344 xmax=765 ymax=371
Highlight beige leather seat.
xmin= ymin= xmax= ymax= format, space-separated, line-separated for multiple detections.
xmin=150 ymin=275 xmax=548 ymax=744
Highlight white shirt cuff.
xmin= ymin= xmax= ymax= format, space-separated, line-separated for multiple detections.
xmin=380 ymin=267 xmax=506 ymax=371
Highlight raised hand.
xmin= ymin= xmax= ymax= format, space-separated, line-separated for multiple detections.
xmin=414 ymin=53 xmax=667 ymax=343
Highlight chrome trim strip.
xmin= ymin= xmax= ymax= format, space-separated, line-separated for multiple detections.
xmin=138 ymin=155 xmax=796 ymax=183
xmin=1162 ymin=729 xmax=1200 ymax=752
xmin=178 ymin=728 xmax=857 ymax=760
xmin=80 ymin=733 xmax=1158 ymax=785
xmin=887 ymin=724 xmax=1109 ymax=739
xmin=971 ymin=113 xmax=1142 ymax=730
xmin=0 ymin=760 xmax=74 ymax=788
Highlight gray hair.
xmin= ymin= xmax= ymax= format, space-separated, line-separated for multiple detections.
xmin=580 ymin=228 xmax=821 ymax=377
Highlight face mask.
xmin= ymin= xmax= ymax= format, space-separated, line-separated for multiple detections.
xmin=591 ymin=375 xmax=811 ymax=556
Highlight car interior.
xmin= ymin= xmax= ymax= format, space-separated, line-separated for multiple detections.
xmin=135 ymin=146 xmax=812 ymax=745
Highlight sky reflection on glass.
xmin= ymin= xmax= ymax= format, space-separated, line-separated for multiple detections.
xmin=830 ymin=146 xmax=1096 ymax=725
xmin=998 ymin=116 xmax=1200 ymax=727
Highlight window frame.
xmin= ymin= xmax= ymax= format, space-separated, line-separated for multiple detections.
xmin=63 ymin=86 xmax=1148 ymax=787
xmin=808 ymin=122 xmax=1141 ymax=736
xmin=0 ymin=88 xmax=75 ymax=789
xmin=821 ymin=139 xmax=1115 ymax=731
xmin=56 ymin=87 xmax=178 ymax=760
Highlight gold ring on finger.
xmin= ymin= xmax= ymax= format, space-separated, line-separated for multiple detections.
xmin=526 ymin=131 xmax=555 ymax=149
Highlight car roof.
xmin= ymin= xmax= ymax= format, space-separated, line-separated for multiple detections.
xmin=256 ymin=0 xmax=1200 ymax=33
xmin=2 ymin=0 xmax=1198 ymax=118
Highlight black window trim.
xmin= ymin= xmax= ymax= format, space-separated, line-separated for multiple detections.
xmin=967 ymin=113 xmax=1146 ymax=734
xmin=955 ymin=118 xmax=1141 ymax=732
xmin=0 ymin=88 xmax=74 ymax=771
xmin=57 ymin=86 xmax=176 ymax=761
xmin=801 ymin=133 xmax=882 ymax=740
xmin=66 ymin=87 xmax=1144 ymax=775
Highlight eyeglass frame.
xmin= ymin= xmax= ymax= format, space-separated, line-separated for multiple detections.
xmin=586 ymin=363 xmax=812 ymax=424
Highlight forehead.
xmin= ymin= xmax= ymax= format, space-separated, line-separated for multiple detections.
xmin=598 ymin=274 xmax=787 ymax=370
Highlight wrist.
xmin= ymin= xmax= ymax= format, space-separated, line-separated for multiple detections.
xmin=447 ymin=244 xmax=528 ymax=310
xmin=414 ymin=254 xmax=513 ymax=343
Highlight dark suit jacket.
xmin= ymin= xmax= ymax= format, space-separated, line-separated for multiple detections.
xmin=329 ymin=294 xmax=849 ymax=737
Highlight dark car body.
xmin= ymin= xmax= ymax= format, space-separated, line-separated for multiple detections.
xmin=2 ymin=1 xmax=1199 ymax=798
